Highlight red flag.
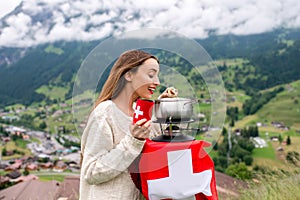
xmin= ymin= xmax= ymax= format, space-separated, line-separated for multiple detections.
xmin=139 ymin=139 xmax=218 ymax=200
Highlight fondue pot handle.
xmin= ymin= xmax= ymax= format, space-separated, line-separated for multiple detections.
xmin=183 ymin=99 xmax=199 ymax=106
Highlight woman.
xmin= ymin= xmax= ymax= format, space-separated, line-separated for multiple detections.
xmin=79 ymin=50 xmax=163 ymax=199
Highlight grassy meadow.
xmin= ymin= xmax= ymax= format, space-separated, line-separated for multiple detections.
xmin=256 ymin=80 xmax=300 ymax=129
xmin=236 ymin=174 xmax=300 ymax=200
xmin=213 ymin=61 xmax=300 ymax=199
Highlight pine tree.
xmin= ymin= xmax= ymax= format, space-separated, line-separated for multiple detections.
xmin=278 ymin=134 xmax=283 ymax=144
xmin=286 ymin=135 xmax=291 ymax=145
xmin=254 ymin=125 xmax=259 ymax=137
xmin=221 ymin=127 xmax=227 ymax=136
xmin=230 ymin=119 xmax=235 ymax=127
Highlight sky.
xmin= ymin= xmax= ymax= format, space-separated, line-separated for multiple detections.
xmin=1 ymin=0 xmax=300 ymax=48
xmin=0 ymin=0 xmax=22 ymax=18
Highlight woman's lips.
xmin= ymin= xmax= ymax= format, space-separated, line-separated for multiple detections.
xmin=148 ymin=87 xmax=155 ymax=94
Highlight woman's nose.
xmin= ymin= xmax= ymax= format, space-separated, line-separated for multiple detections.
xmin=153 ymin=76 xmax=160 ymax=85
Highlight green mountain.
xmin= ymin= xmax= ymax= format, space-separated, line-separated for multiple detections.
xmin=0 ymin=28 xmax=300 ymax=107
xmin=0 ymin=41 xmax=97 ymax=106
xmin=200 ymin=28 xmax=300 ymax=93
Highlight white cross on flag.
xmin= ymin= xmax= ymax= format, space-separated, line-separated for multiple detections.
xmin=134 ymin=105 xmax=144 ymax=119
xmin=139 ymin=139 xmax=218 ymax=200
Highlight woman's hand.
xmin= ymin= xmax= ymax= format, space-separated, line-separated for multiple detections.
xmin=130 ymin=118 xmax=151 ymax=140
xmin=158 ymin=87 xmax=178 ymax=99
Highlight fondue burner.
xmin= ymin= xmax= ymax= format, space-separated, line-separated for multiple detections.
xmin=151 ymin=118 xmax=196 ymax=142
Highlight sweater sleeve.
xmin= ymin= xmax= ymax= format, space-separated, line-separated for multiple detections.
xmin=80 ymin=109 xmax=145 ymax=185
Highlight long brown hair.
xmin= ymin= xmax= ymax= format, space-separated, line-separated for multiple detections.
xmin=94 ymin=49 xmax=159 ymax=108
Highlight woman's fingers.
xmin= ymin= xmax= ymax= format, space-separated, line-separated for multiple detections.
xmin=135 ymin=118 xmax=147 ymax=126
xmin=158 ymin=90 xmax=169 ymax=99
xmin=158 ymin=87 xmax=178 ymax=99
xmin=130 ymin=118 xmax=151 ymax=140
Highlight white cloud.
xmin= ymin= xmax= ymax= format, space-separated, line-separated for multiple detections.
xmin=0 ymin=0 xmax=300 ymax=47
xmin=0 ymin=0 xmax=22 ymax=18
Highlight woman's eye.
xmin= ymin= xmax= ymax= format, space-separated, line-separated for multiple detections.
xmin=149 ymin=74 xmax=154 ymax=78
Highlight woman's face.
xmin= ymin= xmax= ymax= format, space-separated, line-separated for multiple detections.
xmin=130 ymin=58 xmax=160 ymax=99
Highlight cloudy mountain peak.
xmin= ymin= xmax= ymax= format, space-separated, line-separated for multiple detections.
xmin=1 ymin=0 xmax=300 ymax=48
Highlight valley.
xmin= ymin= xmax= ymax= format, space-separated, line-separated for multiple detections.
xmin=1 ymin=29 xmax=300 ymax=199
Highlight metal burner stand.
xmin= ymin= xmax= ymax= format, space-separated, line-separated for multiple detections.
xmin=151 ymin=117 xmax=196 ymax=142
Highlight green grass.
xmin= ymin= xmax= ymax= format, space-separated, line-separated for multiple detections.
xmin=47 ymin=113 xmax=78 ymax=134
xmin=30 ymin=137 xmax=41 ymax=144
xmin=257 ymin=80 xmax=300 ymax=127
xmin=15 ymin=139 xmax=30 ymax=149
xmin=285 ymin=129 xmax=300 ymax=137
xmin=198 ymin=102 xmax=211 ymax=111
xmin=36 ymin=85 xmax=69 ymax=100
xmin=232 ymin=80 xmax=300 ymax=133
xmin=0 ymin=141 xmax=32 ymax=160
xmin=235 ymin=115 xmax=258 ymax=128
xmin=4 ymin=104 xmax=25 ymax=111
xmin=195 ymin=134 xmax=204 ymax=140
xmin=229 ymin=90 xmax=251 ymax=102
xmin=252 ymin=142 xmax=276 ymax=160
xmin=208 ymin=150 xmax=218 ymax=160
xmin=238 ymin=173 xmax=300 ymax=200
xmin=44 ymin=44 xmax=64 ymax=55
xmin=216 ymin=58 xmax=256 ymax=85
xmin=37 ymin=174 xmax=66 ymax=182
xmin=32 ymin=171 xmax=80 ymax=182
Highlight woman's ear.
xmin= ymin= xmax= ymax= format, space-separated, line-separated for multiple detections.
xmin=124 ymin=71 xmax=133 ymax=82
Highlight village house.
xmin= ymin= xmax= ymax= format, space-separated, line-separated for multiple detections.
xmin=4 ymin=126 xmax=26 ymax=135
xmin=25 ymin=163 xmax=39 ymax=171
xmin=234 ymin=128 xmax=241 ymax=136
xmin=6 ymin=170 xmax=21 ymax=179
xmin=1 ymin=136 xmax=11 ymax=143
xmin=53 ymin=160 xmax=67 ymax=172
xmin=271 ymin=121 xmax=289 ymax=130
xmin=0 ymin=175 xmax=10 ymax=187
xmin=271 ymin=136 xmax=279 ymax=141
xmin=10 ymin=174 xmax=39 ymax=183
xmin=5 ymin=159 xmax=23 ymax=171
xmin=1 ymin=115 xmax=20 ymax=122
xmin=39 ymin=162 xmax=54 ymax=170
xmin=0 ymin=163 xmax=9 ymax=170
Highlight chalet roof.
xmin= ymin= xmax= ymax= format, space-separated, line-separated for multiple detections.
xmin=0 ymin=176 xmax=80 ymax=200
xmin=6 ymin=170 xmax=21 ymax=179
xmin=0 ymin=179 xmax=60 ymax=200
xmin=39 ymin=162 xmax=53 ymax=168
xmin=0 ymin=163 xmax=9 ymax=169
xmin=25 ymin=163 xmax=39 ymax=170
xmin=0 ymin=176 xmax=10 ymax=184
xmin=5 ymin=162 xmax=22 ymax=171
xmin=10 ymin=174 xmax=39 ymax=183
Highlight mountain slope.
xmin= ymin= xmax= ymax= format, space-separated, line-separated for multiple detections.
xmin=0 ymin=28 xmax=300 ymax=107
xmin=256 ymin=79 xmax=300 ymax=128
xmin=0 ymin=41 xmax=97 ymax=106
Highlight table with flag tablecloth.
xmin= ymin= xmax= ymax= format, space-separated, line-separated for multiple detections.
xmin=139 ymin=139 xmax=218 ymax=200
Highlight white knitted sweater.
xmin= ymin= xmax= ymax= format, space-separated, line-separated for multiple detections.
xmin=79 ymin=100 xmax=159 ymax=200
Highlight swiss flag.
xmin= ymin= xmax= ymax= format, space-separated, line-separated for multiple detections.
xmin=139 ymin=139 xmax=218 ymax=200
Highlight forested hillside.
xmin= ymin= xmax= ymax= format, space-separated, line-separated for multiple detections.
xmin=0 ymin=28 xmax=300 ymax=107
xmin=200 ymin=28 xmax=300 ymax=94
xmin=0 ymin=41 xmax=97 ymax=106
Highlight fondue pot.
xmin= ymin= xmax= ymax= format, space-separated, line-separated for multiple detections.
xmin=154 ymin=97 xmax=198 ymax=122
